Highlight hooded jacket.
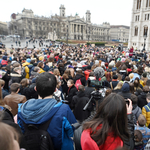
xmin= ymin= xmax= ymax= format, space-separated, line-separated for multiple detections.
xmin=18 ymin=99 xmax=76 ymax=150
xmin=132 ymin=104 xmax=142 ymax=124
xmin=22 ymin=62 xmax=30 ymax=79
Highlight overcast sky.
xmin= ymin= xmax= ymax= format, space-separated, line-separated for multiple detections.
xmin=0 ymin=0 xmax=133 ymax=26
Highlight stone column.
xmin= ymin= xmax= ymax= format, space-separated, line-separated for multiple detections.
xmin=76 ymin=24 xmax=78 ymax=33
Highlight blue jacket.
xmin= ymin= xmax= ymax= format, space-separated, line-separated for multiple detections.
xmin=18 ymin=99 xmax=77 ymax=150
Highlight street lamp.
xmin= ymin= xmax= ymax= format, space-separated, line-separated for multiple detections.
xmin=143 ymin=34 xmax=147 ymax=51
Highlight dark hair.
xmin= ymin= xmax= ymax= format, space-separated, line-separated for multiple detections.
xmin=10 ymin=83 xmax=20 ymax=93
xmin=129 ymin=83 xmax=134 ymax=94
xmin=83 ymin=93 xmax=129 ymax=147
xmin=36 ymin=72 xmax=57 ymax=98
xmin=130 ymin=94 xmax=137 ymax=105
xmin=134 ymin=130 xmax=143 ymax=142
xmin=78 ymin=85 xmax=84 ymax=92
xmin=105 ymin=88 xmax=112 ymax=96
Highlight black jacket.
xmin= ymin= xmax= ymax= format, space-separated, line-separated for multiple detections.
xmin=66 ymin=85 xmax=77 ymax=108
xmin=1 ymin=107 xmax=29 ymax=150
xmin=72 ymin=91 xmax=91 ymax=122
xmin=138 ymin=92 xmax=148 ymax=109
xmin=74 ymin=74 xmax=86 ymax=86
xmin=2 ymin=71 xmax=11 ymax=90
xmin=84 ymin=87 xmax=95 ymax=98
xmin=118 ymin=91 xmax=132 ymax=99
xmin=58 ymin=67 xmax=65 ymax=76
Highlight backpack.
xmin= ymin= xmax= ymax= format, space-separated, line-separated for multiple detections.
xmin=75 ymin=79 xmax=82 ymax=90
xmin=23 ymin=105 xmax=62 ymax=150
xmin=23 ymin=118 xmax=54 ymax=150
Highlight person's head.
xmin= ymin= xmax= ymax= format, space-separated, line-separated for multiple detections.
xmin=78 ymin=85 xmax=84 ymax=92
xmin=38 ymin=62 xmax=44 ymax=68
xmin=134 ymin=78 xmax=140 ymax=88
xmin=121 ymin=82 xmax=130 ymax=93
xmin=20 ymin=78 xmax=29 ymax=88
xmin=64 ymin=69 xmax=71 ymax=76
xmin=36 ymin=72 xmax=57 ymax=99
xmin=0 ymin=79 xmax=5 ymax=88
xmin=34 ymin=66 xmax=40 ymax=73
xmin=14 ymin=67 xmax=21 ymax=75
xmin=146 ymin=93 xmax=150 ymax=103
xmin=10 ymin=83 xmax=20 ymax=93
xmin=0 ymin=122 xmax=20 ymax=150
xmin=53 ymin=69 xmax=60 ymax=76
xmin=67 ymin=79 xmax=74 ymax=88
xmin=114 ymin=81 xmax=123 ymax=90
xmin=13 ymin=62 xmax=20 ymax=68
xmin=138 ymin=114 xmax=146 ymax=127
xmin=105 ymin=88 xmax=112 ymax=97
xmin=130 ymin=94 xmax=137 ymax=105
xmin=134 ymin=130 xmax=143 ymax=142
xmin=83 ymin=93 xmax=129 ymax=146
xmin=129 ymin=83 xmax=134 ymax=94
xmin=143 ymin=85 xmax=149 ymax=93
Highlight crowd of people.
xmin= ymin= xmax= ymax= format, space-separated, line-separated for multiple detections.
xmin=0 ymin=44 xmax=150 ymax=150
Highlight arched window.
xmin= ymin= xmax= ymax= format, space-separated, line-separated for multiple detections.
xmin=135 ymin=27 xmax=138 ymax=36
xmin=143 ymin=26 xmax=148 ymax=36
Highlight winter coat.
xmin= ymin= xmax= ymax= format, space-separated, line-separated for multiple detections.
xmin=18 ymin=100 xmax=77 ymax=150
xmin=74 ymin=74 xmax=86 ymax=86
xmin=2 ymin=71 xmax=11 ymax=91
xmin=22 ymin=62 xmax=30 ymax=79
xmin=66 ymin=85 xmax=77 ymax=108
xmin=138 ymin=92 xmax=148 ymax=109
xmin=10 ymin=71 xmax=22 ymax=84
xmin=0 ymin=106 xmax=28 ymax=150
xmin=84 ymin=87 xmax=95 ymax=98
xmin=4 ymin=93 xmax=26 ymax=116
xmin=142 ymin=102 xmax=150 ymax=127
xmin=72 ymin=91 xmax=91 ymax=122
xmin=74 ymin=113 xmax=134 ymax=150
xmin=132 ymin=104 xmax=142 ymax=124
xmin=29 ymin=71 xmax=39 ymax=81
xmin=39 ymin=68 xmax=45 ymax=74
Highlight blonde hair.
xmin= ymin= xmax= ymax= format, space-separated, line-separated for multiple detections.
xmin=114 ymin=82 xmax=123 ymax=90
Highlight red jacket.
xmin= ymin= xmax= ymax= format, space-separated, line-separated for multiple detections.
xmin=81 ymin=126 xmax=123 ymax=150
xmin=1 ymin=60 xmax=8 ymax=66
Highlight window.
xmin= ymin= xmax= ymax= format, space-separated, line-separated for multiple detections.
xmin=144 ymin=26 xmax=148 ymax=36
xmin=146 ymin=0 xmax=150 ymax=7
xmin=148 ymin=14 xmax=149 ymax=20
xmin=138 ymin=15 xmax=140 ymax=21
xmin=135 ymin=16 xmax=137 ymax=21
xmin=137 ymin=0 xmax=141 ymax=9
xmin=145 ymin=14 xmax=147 ymax=20
xmin=135 ymin=26 xmax=138 ymax=36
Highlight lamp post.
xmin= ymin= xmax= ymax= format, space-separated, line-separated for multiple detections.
xmin=143 ymin=34 xmax=147 ymax=51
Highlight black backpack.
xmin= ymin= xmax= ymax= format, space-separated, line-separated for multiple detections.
xmin=23 ymin=118 xmax=54 ymax=150
xmin=23 ymin=104 xmax=62 ymax=150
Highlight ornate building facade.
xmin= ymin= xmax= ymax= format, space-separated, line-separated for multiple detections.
xmin=0 ymin=21 xmax=8 ymax=35
xmin=9 ymin=5 xmax=110 ymax=41
xmin=128 ymin=0 xmax=150 ymax=50
xmin=110 ymin=25 xmax=130 ymax=43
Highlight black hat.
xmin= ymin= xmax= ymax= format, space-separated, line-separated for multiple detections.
xmin=113 ymin=75 xmax=118 ymax=79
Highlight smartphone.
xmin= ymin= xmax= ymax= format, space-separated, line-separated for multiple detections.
xmin=125 ymin=99 xmax=129 ymax=106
